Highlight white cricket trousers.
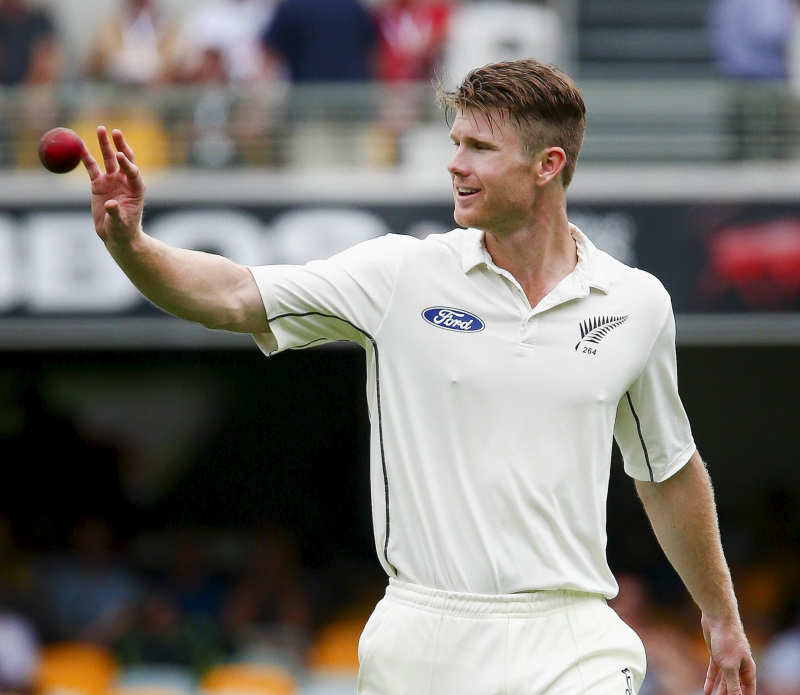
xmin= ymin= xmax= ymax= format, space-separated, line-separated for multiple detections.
xmin=357 ymin=578 xmax=646 ymax=695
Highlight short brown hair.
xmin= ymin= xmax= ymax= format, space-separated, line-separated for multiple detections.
xmin=437 ymin=60 xmax=587 ymax=188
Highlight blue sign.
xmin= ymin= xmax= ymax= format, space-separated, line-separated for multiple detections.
xmin=422 ymin=307 xmax=485 ymax=333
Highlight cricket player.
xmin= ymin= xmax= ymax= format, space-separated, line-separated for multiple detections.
xmin=81 ymin=60 xmax=755 ymax=695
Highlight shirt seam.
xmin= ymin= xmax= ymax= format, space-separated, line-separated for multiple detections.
xmin=625 ymin=391 xmax=654 ymax=482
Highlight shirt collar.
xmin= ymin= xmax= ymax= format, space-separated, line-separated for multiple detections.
xmin=460 ymin=224 xmax=610 ymax=294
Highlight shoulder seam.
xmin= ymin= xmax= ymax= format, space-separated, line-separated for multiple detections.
xmin=624 ymin=392 xmax=654 ymax=482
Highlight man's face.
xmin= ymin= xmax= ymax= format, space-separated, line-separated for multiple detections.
xmin=447 ymin=108 xmax=537 ymax=235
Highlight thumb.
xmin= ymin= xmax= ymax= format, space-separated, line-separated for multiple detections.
xmin=104 ymin=199 xmax=124 ymax=225
xmin=104 ymin=200 xmax=127 ymax=237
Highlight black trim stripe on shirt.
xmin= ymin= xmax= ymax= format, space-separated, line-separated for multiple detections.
xmin=625 ymin=392 xmax=654 ymax=482
xmin=285 ymin=337 xmax=330 ymax=351
xmin=267 ymin=311 xmax=394 ymax=570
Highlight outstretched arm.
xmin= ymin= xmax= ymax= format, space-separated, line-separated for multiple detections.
xmin=82 ymin=127 xmax=269 ymax=333
xmin=635 ymin=452 xmax=756 ymax=695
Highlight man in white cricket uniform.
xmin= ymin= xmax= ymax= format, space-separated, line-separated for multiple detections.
xmin=80 ymin=60 xmax=755 ymax=695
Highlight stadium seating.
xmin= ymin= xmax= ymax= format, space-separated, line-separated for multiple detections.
xmin=200 ymin=663 xmax=298 ymax=695
xmin=578 ymin=0 xmax=713 ymax=78
xmin=35 ymin=643 xmax=118 ymax=695
xmin=306 ymin=619 xmax=364 ymax=674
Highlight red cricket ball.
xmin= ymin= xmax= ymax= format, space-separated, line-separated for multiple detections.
xmin=38 ymin=127 xmax=85 ymax=174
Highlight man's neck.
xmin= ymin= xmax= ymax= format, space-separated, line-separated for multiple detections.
xmin=483 ymin=203 xmax=577 ymax=309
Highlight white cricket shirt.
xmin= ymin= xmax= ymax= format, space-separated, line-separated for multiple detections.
xmin=249 ymin=226 xmax=696 ymax=598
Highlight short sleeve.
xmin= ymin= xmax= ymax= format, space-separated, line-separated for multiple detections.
xmin=247 ymin=234 xmax=402 ymax=355
xmin=614 ymin=301 xmax=696 ymax=482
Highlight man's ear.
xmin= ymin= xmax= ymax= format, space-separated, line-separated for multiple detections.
xmin=536 ymin=147 xmax=567 ymax=187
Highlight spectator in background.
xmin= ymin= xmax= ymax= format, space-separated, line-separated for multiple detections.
xmin=177 ymin=0 xmax=276 ymax=83
xmin=162 ymin=528 xmax=224 ymax=621
xmin=46 ymin=518 xmax=141 ymax=644
xmin=0 ymin=0 xmax=62 ymax=166
xmin=114 ymin=590 xmax=224 ymax=674
xmin=374 ymin=0 xmax=452 ymax=83
xmin=185 ymin=47 xmax=240 ymax=167
xmin=222 ymin=525 xmax=310 ymax=659
xmin=262 ymin=0 xmax=376 ymax=82
xmin=369 ymin=0 xmax=452 ymax=165
xmin=87 ymin=0 xmax=179 ymax=86
xmin=708 ymin=0 xmax=794 ymax=80
xmin=708 ymin=0 xmax=797 ymax=158
xmin=0 ymin=0 xmax=61 ymax=85
xmin=0 ymin=579 xmax=39 ymax=694
xmin=760 ymin=593 xmax=800 ymax=695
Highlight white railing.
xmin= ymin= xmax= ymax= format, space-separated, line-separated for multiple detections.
xmin=2 ymin=79 xmax=798 ymax=171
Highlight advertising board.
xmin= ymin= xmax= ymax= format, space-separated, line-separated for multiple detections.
xmin=2 ymin=166 xmax=800 ymax=348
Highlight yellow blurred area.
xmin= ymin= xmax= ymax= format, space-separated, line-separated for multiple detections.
xmin=36 ymin=643 xmax=118 ymax=695
xmin=70 ymin=108 xmax=172 ymax=173
xmin=35 ymin=648 xmax=303 ymax=695
xmin=306 ymin=618 xmax=364 ymax=673
xmin=199 ymin=664 xmax=298 ymax=695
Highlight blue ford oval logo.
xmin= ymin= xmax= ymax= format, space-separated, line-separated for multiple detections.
xmin=422 ymin=307 xmax=485 ymax=332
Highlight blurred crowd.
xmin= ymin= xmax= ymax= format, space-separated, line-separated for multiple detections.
xmin=707 ymin=0 xmax=800 ymax=159
xmin=0 ymin=514 xmax=387 ymax=693
xmin=0 ymin=374 xmax=797 ymax=695
xmin=7 ymin=0 xmax=800 ymax=168
xmin=0 ymin=0 xmax=565 ymax=168
xmin=0 ymin=514 xmax=800 ymax=695
xmin=0 ymin=0 xmax=566 ymax=87
xmin=0 ymin=374 xmax=798 ymax=695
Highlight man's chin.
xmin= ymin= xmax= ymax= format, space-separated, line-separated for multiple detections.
xmin=453 ymin=208 xmax=479 ymax=229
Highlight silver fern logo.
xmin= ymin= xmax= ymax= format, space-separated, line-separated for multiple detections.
xmin=575 ymin=314 xmax=629 ymax=351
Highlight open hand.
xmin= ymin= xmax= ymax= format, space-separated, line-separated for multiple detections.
xmin=702 ymin=614 xmax=756 ymax=695
xmin=81 ymin=126 xmax=145 ymax=250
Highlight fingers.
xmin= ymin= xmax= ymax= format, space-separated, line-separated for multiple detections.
xmin=705 ymin=658 xmax=721 ymax=695
xmin=81 ymin=147 xmax=102 ymax=181
xmin=721 ymin=664 xmax=743 ymax=695
xmin=112 ymin=129 xmax=136 ymax=164
xmin=97 ymin=126 xmax=119 ymax=174
xmin=721 ymin=653 xmax=757 ymax=695
xmin=740 ymin=656 xmax=757 ymax=695
xmin=116 ymin=151 xmax=144 ymax=192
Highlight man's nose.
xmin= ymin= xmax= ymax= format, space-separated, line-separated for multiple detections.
xmin=447 ymin=147 xmax=469 ymax=178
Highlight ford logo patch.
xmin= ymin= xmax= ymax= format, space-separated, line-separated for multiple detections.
xmin=422 ymin=307 xmax=485 ymax=332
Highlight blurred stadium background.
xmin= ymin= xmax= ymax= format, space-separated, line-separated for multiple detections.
xmin=1 ymin=0 xmax=800 ymax=694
